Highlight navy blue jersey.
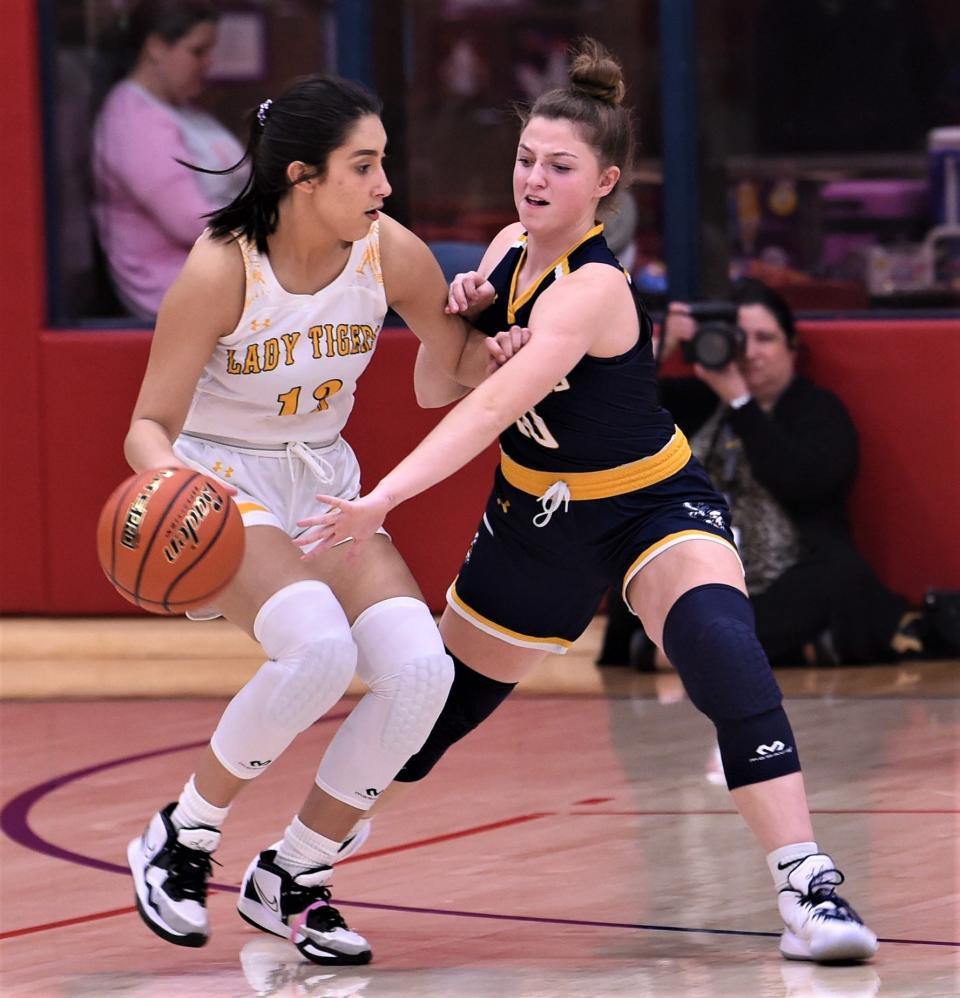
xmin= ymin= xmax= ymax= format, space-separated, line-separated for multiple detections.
xmin=473 ymin=224 xmax=676 ymax=473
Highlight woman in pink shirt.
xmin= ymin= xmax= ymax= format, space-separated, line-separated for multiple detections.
xmin=93 ymin=0 xmax=245 ymax=319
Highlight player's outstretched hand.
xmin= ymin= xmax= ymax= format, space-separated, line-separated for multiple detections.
xmin=296 ymin=492 xmax=392 ymax=558
xmin=486 ymin=325 xmax=531 ymax=371
xmin=445 ymin=271 xmax=496 ymax=317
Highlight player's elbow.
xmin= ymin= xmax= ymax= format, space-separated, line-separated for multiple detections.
xmin=415 ymin=381 xmax=469 ymax=408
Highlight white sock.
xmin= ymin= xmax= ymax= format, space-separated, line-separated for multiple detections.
xmin=275 ymin=816 xmax=341 ymax=876
xmin=767 ymin=841 xmax=819 ymax=890
xmin=343 ymin=816 xmax=372 ymax=846
xmin=170 ymin=775 xmax=230 ymax=832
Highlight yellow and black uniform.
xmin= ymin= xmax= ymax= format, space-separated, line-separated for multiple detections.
xmin=448 ymin=225 xmax=740 ymax=652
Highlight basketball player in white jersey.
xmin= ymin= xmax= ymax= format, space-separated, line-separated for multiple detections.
xmin=123 ymin=73 xmax=498 ymax=966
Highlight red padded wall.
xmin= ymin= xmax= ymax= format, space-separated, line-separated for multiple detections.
xmin=800 ymin=320 xmax=960 ymax=602
xmin=0 ymin=2 xmax=47 ymax=610
xmin=29 ymin=320 xmax=959 ymax=615
xmin=37 ymin=329 xmax=498 ymax=614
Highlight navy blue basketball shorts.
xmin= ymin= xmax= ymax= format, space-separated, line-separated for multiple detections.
xmin=447 ymin=451 xmax=740 ymax=654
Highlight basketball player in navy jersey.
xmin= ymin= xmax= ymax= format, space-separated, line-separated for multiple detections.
xmin=299 ymin=38 xmax=878 ymax=965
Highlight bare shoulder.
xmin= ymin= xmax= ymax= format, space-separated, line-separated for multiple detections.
xmin=544 ymin=261 xmax=631 ymax=310
xmin=488 ymin=221 xmax=525 ymax=252
xmin=531 ymin=262 xmax=634 ymax=342
xmin=376 ymin=213 xmax=446 ymax=307
xmin=161 ymin=230 xmax=246 ymax=336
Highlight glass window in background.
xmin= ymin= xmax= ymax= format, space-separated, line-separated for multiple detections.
xmin=42 ymin=0 xmax=336 ymax=327
xmin=696 ymin=0 xmax=960 ymax=311
xmin=393 ymin=0 xmax=665 ymax=294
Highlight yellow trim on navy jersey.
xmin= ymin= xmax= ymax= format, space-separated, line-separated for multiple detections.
xmin=621 ymin=531 xmax=742 ymax=601
xmin=507 ymin=222 xmax=605 ymax=323
xmin=447 ymin=581 xmax=574 ymax=649
xmin=500 ymin=429 xmax=691 ymax=501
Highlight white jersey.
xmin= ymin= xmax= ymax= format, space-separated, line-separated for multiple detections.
xmin=183 ymin=223 xmax=388 ymax=446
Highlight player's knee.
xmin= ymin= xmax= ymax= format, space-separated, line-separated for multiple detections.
xmin=262 ymin=640 xmax=357 ymax=731
xmin=662 ymin=583 xmax=800 ymax=789
xmin=351 ymin=597 xmax=454 ymax=755
xmin=394 ymin=653 xmax=516 ymax=782
xmin=254 ymin=580 xmax=357 ymax=730
xmin=662 ymin=583 xmax=782 ymax=721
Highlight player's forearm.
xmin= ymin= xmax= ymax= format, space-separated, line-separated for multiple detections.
xmin=413 ymin=344 xmax=471 ymax=407
xmin=370 ymin=391 xmax=505 ymax=509
xmin=124 ymin=417 xmax=184 ymax=473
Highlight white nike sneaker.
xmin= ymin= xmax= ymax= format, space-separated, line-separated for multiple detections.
xmin=127 ymin=802 xmax=220 ymax=947
xmin=238 ymin=848 xmax=371 ymax=965
xmin=777 ymin=854 xmax=878 ymax=963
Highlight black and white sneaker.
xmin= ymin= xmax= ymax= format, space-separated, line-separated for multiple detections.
xmin=777 ymin=854 xmax=878 ymax=962
xmin=238 ymin=848 xmax=372 ymax=965
xmin=127 ymin=802 xmax=220 ymax=947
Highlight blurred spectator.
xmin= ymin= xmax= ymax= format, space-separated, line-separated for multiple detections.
xmin=92 ymin=0 xmax=246 ymax=320
xmin=599 ymin=278 xmax=951 ymax=668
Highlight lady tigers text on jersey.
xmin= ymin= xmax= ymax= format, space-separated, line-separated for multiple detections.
xmin=183 ymin=223 xmax=388 ymax=446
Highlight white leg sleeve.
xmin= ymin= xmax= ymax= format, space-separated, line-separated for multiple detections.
xmin=314 ymin=597 xmax=453 ymax=809
xmin=210 ymin=581 xmax=356 ymax=780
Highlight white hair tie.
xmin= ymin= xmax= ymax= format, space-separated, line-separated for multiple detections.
xmin=257 ymin=98 xmax=273 ymax=127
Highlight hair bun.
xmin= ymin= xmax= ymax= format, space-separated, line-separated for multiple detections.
xmin=568 ymin=37 xmax=626 ymax=107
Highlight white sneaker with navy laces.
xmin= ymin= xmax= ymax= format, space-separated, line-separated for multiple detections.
xmin=777 ymin=854 xmax=878 ymax=963
xmin=238 ymin=848 xmax=371 ymax=965
xmin=127 ymin=802 xmax=220 ymax=946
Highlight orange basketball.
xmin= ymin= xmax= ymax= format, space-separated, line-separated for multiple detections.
xmin=96 ymin=467 xmax=245 ymax=615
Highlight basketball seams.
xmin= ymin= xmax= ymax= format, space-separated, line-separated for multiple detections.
xmin=107 ymin=574 xmax=236 ymax=612
xmin=162 ymin=484 xmax=241 ymax=613
xmin=97 ymin=468 xmax=245 ymax=616
xmin=104 ymin=474 xmax=142 ymax=585
xmin=132 ymin=472 xmax=202 ymax=609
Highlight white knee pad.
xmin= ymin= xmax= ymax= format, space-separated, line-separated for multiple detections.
xmin=314 ymin=597 xmax=453 ymax=809
xmin=211 ymin=581 xmax=357 ymax=779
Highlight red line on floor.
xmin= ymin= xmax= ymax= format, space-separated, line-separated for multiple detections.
xmin=567 ymin=808 xmax=959 ymax=816
xmin=0 ymin=904 xmax=137 ymax=940
xmin=339 ymin=812 xmax=555 ymax=864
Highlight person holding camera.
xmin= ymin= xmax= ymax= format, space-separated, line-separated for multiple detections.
xmin=599 ymin=278 xmax=926 ymax=668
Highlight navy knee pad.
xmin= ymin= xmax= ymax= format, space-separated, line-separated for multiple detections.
xmin=663 ymin=584 xmax=801 ymax=789
xmin=394 ymin=652 xmax=516 ymax=783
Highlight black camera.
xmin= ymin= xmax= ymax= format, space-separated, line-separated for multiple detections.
xmin=680 ymin=302 xmax=745 ymax=370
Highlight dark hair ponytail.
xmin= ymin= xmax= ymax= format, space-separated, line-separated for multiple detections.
xmin=184 ymin=74 xmax=381 ymax=253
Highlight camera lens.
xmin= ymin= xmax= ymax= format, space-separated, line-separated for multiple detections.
xmin=691 ymin=322 xmax=739 ymax=369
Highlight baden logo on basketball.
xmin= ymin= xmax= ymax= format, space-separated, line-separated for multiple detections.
xmin=119 ymin=469 xmax=176 ymax=550
xmin=97 ymin=467 xmax=245 ymax=616
xmin=162 ymin=485 xmax=226 ymax=563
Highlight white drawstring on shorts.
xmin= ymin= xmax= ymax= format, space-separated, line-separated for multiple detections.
xmin=286 ymin=441 xmax=336 ymax=488
xmin=532 ymin=480 xmax=571 ymax=528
